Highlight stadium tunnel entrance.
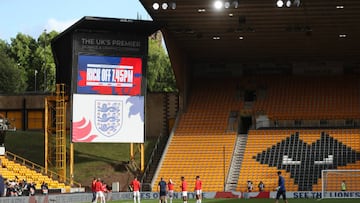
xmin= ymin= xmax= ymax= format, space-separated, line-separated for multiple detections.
xmin=240 ymin=116 xmax=252 ymax=134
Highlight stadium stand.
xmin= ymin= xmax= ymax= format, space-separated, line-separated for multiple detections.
xmin=152 ymin=79 xmax=241 ymax=191
xmin=153 ymin=75 xmax=360 ymax=192
xmin=253 ymin=75 xmax=360 ymax=120
xmin=237 ymin=129 xmax=360 ymax=192
xmin=155 ymin=135 xmax=236 ymax=191
xmin=0 ymin=155 xmax=68 ymax=190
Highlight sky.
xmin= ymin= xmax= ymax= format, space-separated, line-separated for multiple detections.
xmin=0 ymin=0 xmax=151 ymax=42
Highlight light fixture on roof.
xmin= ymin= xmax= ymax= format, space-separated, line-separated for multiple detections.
xmin=277 ymin=0 xmax=300 ymax=8
xmin=225 ymin=1 xmax=239 ymax=9
xmin=169 ymin=2 xmax=176 ymax=9
xmin=233 ymin=0 xmax=239 ymax=8
xmin=152 ymin=2 xmax=160 ymax=10
xmin=213 ymin=0 xmax=239 ymax=10
xmin=276 ymin=0 xmax=284 ymax=7
xmin=162 ymin=2 xmax=168 ymax=10
xmin=213 ymin=36 xmax=221 ymax=40
xmin=339 ymin=34 xmax=347 ymax=38
xmin=224 ymin=1 xmax=231 ymax=9
xmin=214 ymin=0 xmax=223 ymax=10
xmin=286 ymin=0 xmax=291 ymax=7
xmin=153 ymin=2 xmax=176 ymax=11
xmin=336 ymin=5 xmax=344 ymax=9
xmin=293 ymin=0 xmax=301 ymax=7
xmin=198 ymin=8 xmax=206 ymax=12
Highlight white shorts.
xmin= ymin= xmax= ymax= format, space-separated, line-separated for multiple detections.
xmin=196 ymin=190 xmax=202 ymax=195
xmin=96 ymin=191 xmax=104 ymax=198
xmin=133 ymin=190 xmax=140 ymax=197
xmin=182 ymin=191 xmax=187 ymax=197
xmin=168 ymin=190 xmax=174 ymax=197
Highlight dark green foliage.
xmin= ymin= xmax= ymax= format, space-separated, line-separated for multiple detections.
xmin=147 ymin=39 xmax=177 ymax=92
xmin=0 ymin=50 xmax=27 ymax=93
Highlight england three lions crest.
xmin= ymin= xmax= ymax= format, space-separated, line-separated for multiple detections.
xmin=95 ymin=100 xmax=122 ymax=137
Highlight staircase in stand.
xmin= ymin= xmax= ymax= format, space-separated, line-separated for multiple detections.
xmin=141 ymin=136 xmax=168 ymax=191
xmin=142 ymin=93 xmax=178 ymax=191
xmin=225 ymin=134 xmax=248 ymax=191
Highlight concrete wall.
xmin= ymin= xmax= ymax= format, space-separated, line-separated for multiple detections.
xmin=146 ymin=93 xmax=178 ymax=138
xmin=0 ymin=94 xmax=48 ymax=109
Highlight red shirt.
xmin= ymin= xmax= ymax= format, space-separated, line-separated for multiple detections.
xmin=102 ymin=184 xmax=107 ymax=192
xmin=91 ymin=180 xmax=97 ymax=192
xmin=95 ymin=181 xmax=102 ymax=192
xmin=168 ymin=182 xmax=174 ymax=191
xmin=195 ymin=180 xmax=202 ymax=190
xmin=131 ymin=179 xmax=141 ymax=191
xmin=181 ymin=180 xmax=187 ymax=192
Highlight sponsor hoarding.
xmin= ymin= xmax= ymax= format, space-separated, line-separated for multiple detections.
xmin=72 ymin=94 xmax=144 ymax=143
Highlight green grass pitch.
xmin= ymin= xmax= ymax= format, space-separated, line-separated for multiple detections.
xmin=105 ymin=198 xmax=359 ymax=203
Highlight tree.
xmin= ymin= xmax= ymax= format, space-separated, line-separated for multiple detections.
xmin=6 ymin=31 xmax=58 ymax=92
xmin=0 ymin=39 xmax=9 ymax=53
xmin=147 ymin=39 xmax=177 ymax=92
xmin=0 ymin=50 xmax=27 ymax=93
xmin=8 ymin=33 xmax=37 ymax=91
xmin=33 ymin=30 xmax=58 ymax=92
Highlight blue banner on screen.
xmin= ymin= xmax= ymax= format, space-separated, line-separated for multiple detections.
xmin=77 ymin=55 xmax=142 ymax=95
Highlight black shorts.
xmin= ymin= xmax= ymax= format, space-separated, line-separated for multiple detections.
xmin=160 ymin=191 xmax=167 ymax=197
xmin=276 ymin=190 xmax=286 ymax=200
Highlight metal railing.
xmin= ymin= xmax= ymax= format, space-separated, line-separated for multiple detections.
xmin=141 ymin=134 xmax=165 ymax=186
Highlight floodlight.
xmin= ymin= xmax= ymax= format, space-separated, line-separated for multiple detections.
xmin=276 ymin=0 xmax=284 ymax=7
xmin=214 ymin=0 xmax=223 ymax=10
xmin=169 ymin=2 xmax=176 ymax=9
xmin=224 ymin=1 xmax=231 ymax=9
xmin=162 ymin=2 xmax=168 ymax=10
xmin=286 ymin=0 xmax=291 ymax=7
xmin=233 ymin=1 xmax=239 ymax=8
xmin=152 ymin=2 xmax=160 ymax=10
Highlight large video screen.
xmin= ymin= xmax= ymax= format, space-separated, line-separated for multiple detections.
xmin=72 ymin=94 xmax=144 ymax=143
xmin=77 ymin=55 xmax=142 ymax=95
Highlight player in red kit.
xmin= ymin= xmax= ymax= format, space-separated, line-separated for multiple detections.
xmin=167 ymin=179 xmax=174 ymax=203
xmin=91 ymin=177 xmax=97 ymax=203
xmin=94 ymin=178 xmax=105 ymax=203
xmin=180 ymin=176 xmax=188 ymax=203
xmin=130 ymin=176 xmax=141 ymax=203
xmin=194 ymin=176 xmax=202 ymax=203
xmin=101 ymin=180 xmax=107 ymax=203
